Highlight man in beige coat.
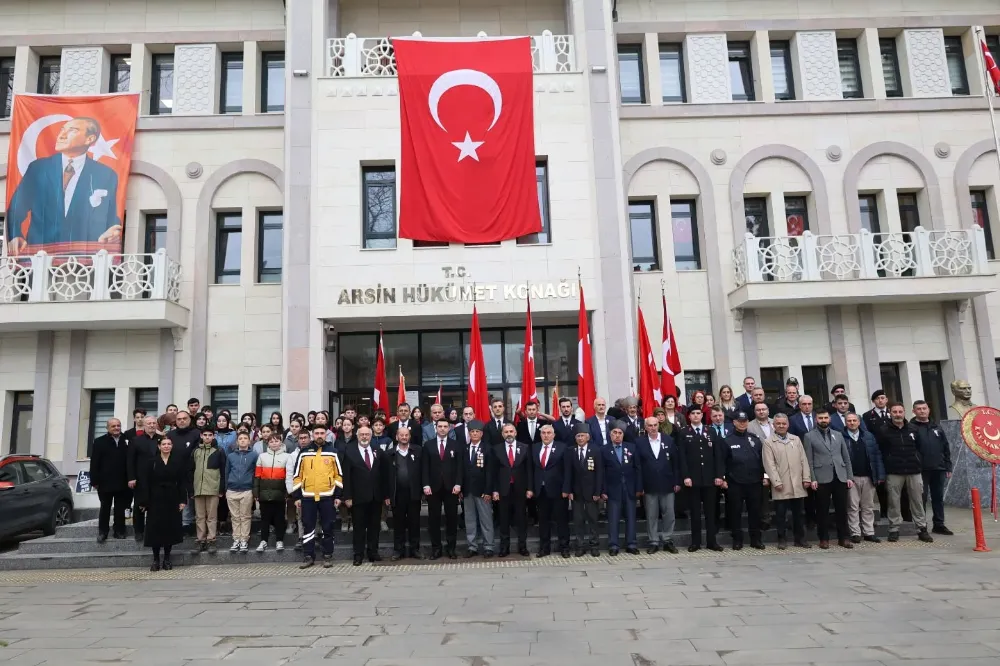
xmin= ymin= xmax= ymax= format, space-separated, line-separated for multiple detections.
xmin=762 ymin=413 xmax=812 ymax=550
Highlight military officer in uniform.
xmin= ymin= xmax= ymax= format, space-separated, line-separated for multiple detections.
xmin=722 ymin=411 xmax=768 ymax=550
xmin=678 ymin=406 xmax=725 ymax=552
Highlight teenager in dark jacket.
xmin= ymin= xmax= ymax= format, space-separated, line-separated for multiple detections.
xmin=911 ymin=400 xmax=953 ymax=535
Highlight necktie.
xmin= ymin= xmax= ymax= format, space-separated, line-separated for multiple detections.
xmin=439 ymin=439 xmax=445 ymax=460
xmin=507 ymin=444 xmax=515 ymax=484
xmin=363 ymin=448 xmax=371 ymax=470
xmin=540 ymin=444 xmax=549 ymax=468
xmin=497 ymin=419 xmax=502 ymax=431
xmin=716 ymin=425 xmax=722 ymax=437
xmin=529 ymin=421 xmax=535 ymax=439
xmin=579 ymin=447 xmax=584 ymax=462
xmin=806 ymin=415 xmax=812 ymax=431
xmin=695 ymin=427 xmax=701 ymax=436
xmin=63 ymin=162 xmax=75 ymax=190
xmin=470 ymin=444 xmax=476 ymax=462
xmin=615 ymin=446 xmax=622 ymax=464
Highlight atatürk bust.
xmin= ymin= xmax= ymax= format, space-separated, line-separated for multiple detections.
xmin=948 ymin=379 xmax=976 ymax=420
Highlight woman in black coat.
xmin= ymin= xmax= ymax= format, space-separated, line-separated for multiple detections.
xmin=137 ymin=437 xmax=189 ymax=571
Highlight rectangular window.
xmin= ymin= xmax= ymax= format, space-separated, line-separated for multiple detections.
xmin=897 ymin=193 xmax=920 ymax=233
xmin=879 ymin=363 xmax=904 ymax=405
xmin=919 ymin=361 xmax=948 ymax=422
xmin=255 ymin=385 xmax=280 ymax=426
xmin=150 ymin=54 xmax=174 ymax=115
xmin=801 ymin=366 xmax=829 ymax=405
xmin=989 ymin=36 xmax=1000 ymax=66
xmin=859 ymin=194 xmax=881 ymax=233
xmin=37 ymin=56 xmax=60 ymax=94
xmin=617 ymin=45 xmax=645 ymax=104
xmin=770 ymin=40 xmax=794 ymax=100
xmin=9 ymin=392 xmax=33 ymax=455
xmin=684 ymin=371 xmax=712 ymax=403
xmin=744 ymin=197 xmax=770 ymax=237
xmin=0 ymin=57 xmax=14 ymax=118
xmin=728 ymin=41 xmax=755 ymax=101
xmin=972 ymin=190 xmax=995 ymax=260
xmin=257 ymin=210 xmax=282 ymax=283
xmin=261 ymin=51 xmax=285 ymax=112
xmin=760 ymin=367 xmax=785 ymax=405
xmin=86 ymin=390 xmax=116 ymax=459
xmin=880 ymin=38 xmax=903 ymax=98
xmin=670 ymin=199 xmax=700 ymax=270
xmin=220 ymin=52 xmax=244 ymax=114
xmin=837 ymin=38 xmax=863 ymax=99
xmin=517 ymin=161 xmax=552 ymax=245
xmin=628 ymin=200 xmax=660 ymax=272
xmin=362 ymin=167 xmax=397 ymax=249
xmin=109 ymin=54 xmax=131 ymax=93
xmin=143 ymin=213 xmax=167 ymax=254
xmin=211 ymin=386 xmax=239 ymax=416
xmin=214 ymin=212 xmax=242 ymax=284
xmin=659 ymin=43 xmax=686 ymax=102
xmin=784 ymin=196 xmax=809 ymax=236
xmin=135 ymin=388 xmax=159 ymax=415
xmin=944 ymin=36 xmax=969 ymax=96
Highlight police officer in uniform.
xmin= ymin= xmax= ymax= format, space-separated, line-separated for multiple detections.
xmin=722 ymin=411 xmax=768 ymax=550
xmin=678 ymin=406 xmax=725 ymax=552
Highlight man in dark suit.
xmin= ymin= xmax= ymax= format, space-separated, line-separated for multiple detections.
xmin=636 ymin=416 xmax=682 ymax=554
xmin=602 ymin=422 xmax=641 ymax=555
xmin=342 ymin=426 xmax=384 ymax=565
xmin=736 ymin=376 xmax=756 ymax=411
xmin=387 ymin=403 xmax=421 ymax=445
xmin=619 ymin=397 xmax=644 ymax=443
xmin=529 ymin=424 xmax=571 ymax=557
xmin=90 ymin=418 xmax=130 ymax=542
xmin=788 ymin=395 xmax=817 ymax=440
xmin=450 ymin=405 xmax=476 ymax=447
xmin=7 ymin=117 xmax=122 ymax=254
xmin=678 ymin=406 xmax=725 ymax=552
xmin=460 ymin=420 xmax=495 ymax=558
xmin=552 ymin=397 xmax=580 ymax=444
xmin=828 ymin=394 xmax=861 ymax=434
xmin=568 ymin=423 xmax=604 ymax=556
xmin=516 ymin=401 xmax=545 ymax=446
xmin=491 ymin=422 xmax=532 ymax=557
xmin=382 ymin=428 xmax=423 ymax=561
xmin=587 ymin=397 xmax=615 ymax=447
xmin=123 ymin=408 xmax=146 ymax=443
xmin=484 ymin=398 xmax=509 ymax=448
xmin=126 ymin=415 xmax=160 ymax=543
xmin=422 ymin=418 xmax=464 ymax=559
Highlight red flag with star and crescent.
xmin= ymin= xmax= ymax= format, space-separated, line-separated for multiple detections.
xmin=982 ymin=38 xmax=1000 ymax=95
xmin=394 ymin=37 xmax=542 ymax=244
xmin=5 ymin=94 xmax=139 ymax=256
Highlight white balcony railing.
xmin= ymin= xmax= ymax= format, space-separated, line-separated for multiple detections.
xmin=0 ymin=249 xmax=182 ymax=304
xmin=326 ymin=31 xmax=576 ymax=78
xmin=732 ymin=226 xmax=991 ymax=287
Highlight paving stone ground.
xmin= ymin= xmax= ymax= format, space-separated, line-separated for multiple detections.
xmin=2 ymin=507 xmax=1000 ymax=665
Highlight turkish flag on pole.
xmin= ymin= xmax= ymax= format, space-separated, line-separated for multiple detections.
xmin=551 ymin=380 xmax=560 ymax=417
xmin=394 ymin=37 xmax=542 ymax=243
xmin=436 ymin=384 xmax=443 ymax=405
xmin=517 ymin=296 xmax=538 ymax=413
xmin=467 ymin=306 xmax=490 ymax=420
xmin=397 ymin=366 xmax=406 ymax=410
xmin=661 ymin=295 xmax=683 ymax=401
xmin=982 ymin=38 xmax=1000 ymax=94
xmin=637 ymin=306 xmax=661 ymax=417
xmin=577 ymin=282 xmax=596 ymax=419
xmin=373 ymin=329 xmax=388 ymax=414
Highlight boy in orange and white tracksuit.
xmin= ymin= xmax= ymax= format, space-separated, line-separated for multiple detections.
xmin=253 ymin=434 xmax=290 ymax=553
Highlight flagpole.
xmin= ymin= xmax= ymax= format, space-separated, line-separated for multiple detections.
xmin=976 ymin=27 xmax=1000 ymax=179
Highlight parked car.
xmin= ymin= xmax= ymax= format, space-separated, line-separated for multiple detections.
xmin=0 ymin=455 xmax=74 ymax=540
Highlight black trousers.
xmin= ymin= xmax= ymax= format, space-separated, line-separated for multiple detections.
xmin=393 ymin=493 xmax=421 ymax=553
xmin=804 ymin=488 xmax=817 ymax=525
xmin=427 ymin=487 xmax=459 ymax=551
xmin=132 ymin=491 xmax=146 ymax=535
xmin=816 ymin=480 xmax=849 ymax=542
xmin=497 ymin=484 xmax=527 ymax=549
xmin=727 ymin=482 xmax=762 ymax=544
xmin=98 ymin=489 xmax=130 ymax=537
xmin=536 ymin=486 xmax=569 ymax=552
xmin=688 ymin=485 xmax=719 ymax=547
xmin=572 ymin=499 xmax=599 ymax=547
xmin=259 ymin=499 xmax=287 ymax=542
xmin=351 ymin=500 xmax=381 ymax=557
xmin=773 ymin=497 xmax=805 ymax=541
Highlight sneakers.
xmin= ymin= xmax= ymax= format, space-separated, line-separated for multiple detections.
xmin=239 ymin=540 xmax=249 ymax=552
xmin=276 ymin=541 xmax=284 ymax=552
xmin=932 ymin=525 xmax=954 ymax=536
xmin=300 ymin=557 xmax=315 ymax=569
xmin=323 ymin=555 xmax=333 ymax=568
xmin=917 ymin=530 xmax=934 ymax=543
xmin=230 ymin=541 xmax=240 ymax=552
xmin=256 ymin=540 xmax=267 ymax=553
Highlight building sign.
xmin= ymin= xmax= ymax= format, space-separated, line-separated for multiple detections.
xmin=336 ymin=276 xmax=580 ymax=306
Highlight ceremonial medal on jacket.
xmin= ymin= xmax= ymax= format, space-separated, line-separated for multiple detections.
xmin=450 ymin=450 xmax=455 ymax=458
xmin=587 ymin=457 xmax=594 ymax=471
xmin=410 ymin=453 xmax=415 ymax=461
xmin=623 ymin=451 xmax=630 ymax=464
xmin=476 ymin=451 xmax=484 ymax=468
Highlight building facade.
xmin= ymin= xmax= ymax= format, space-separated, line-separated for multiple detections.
xmin=0 ymin=0 xmax=999 ymax=497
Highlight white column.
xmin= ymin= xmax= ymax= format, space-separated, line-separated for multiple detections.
xmin=750 ymin=30 xmax=773 ymax=103
xmin=129 ymin=44 xmax=151 ymax=114
xmin=683 ymin=34 xmax=731 ymax=104
xmin=901 ymin=360 xmax=924 ymax=407
xmin=790 ymin=31 xmax=841 ymax=100
xmin=858 ymin=28 xmax=885 ymax=99
xmin=643 ymin=33 xmax=662 ymax=106
xmin=12 ymin=45 xmax=38 ymax=93
xmin=173 ymin=44 xmax=220 ymax=115
xmin=899 ymin=29 xmax=951 ymax=98
xmin=242 ymin=41 xmax=259 ymax=115
xmin=59 ymin=47 xmax=109 ymax=94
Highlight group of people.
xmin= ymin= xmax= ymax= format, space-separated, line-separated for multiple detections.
xmin=86 ymin=378 xmax=953 ymax=571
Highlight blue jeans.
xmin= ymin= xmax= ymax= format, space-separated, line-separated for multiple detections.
xmin=607 ymin=488 xmax=637 ymax=549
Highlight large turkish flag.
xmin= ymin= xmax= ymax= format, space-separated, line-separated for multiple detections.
xmin=394 ymin=37 xmax=541 ymax=244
